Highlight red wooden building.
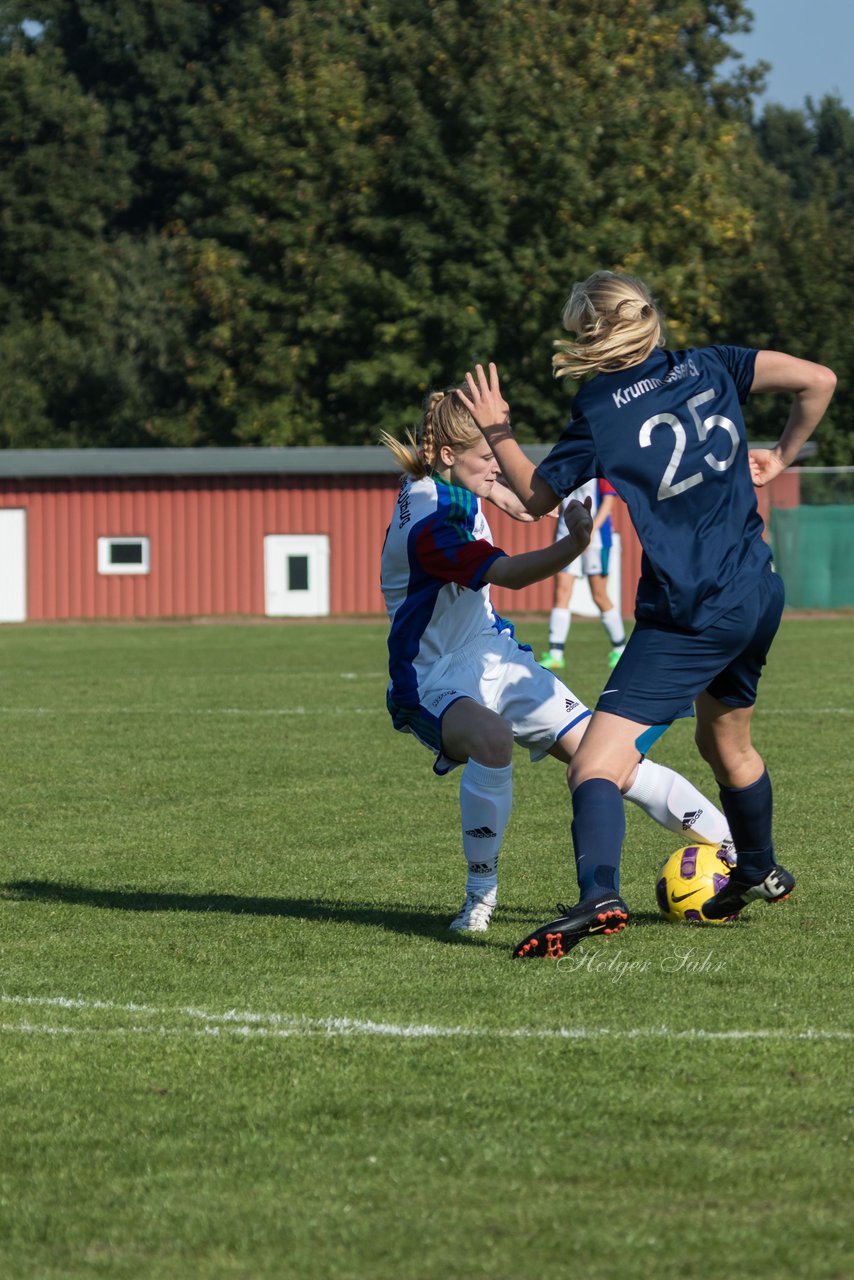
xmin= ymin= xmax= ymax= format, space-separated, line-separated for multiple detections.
xmin=0 ymin=448 xmax=798 ymax=624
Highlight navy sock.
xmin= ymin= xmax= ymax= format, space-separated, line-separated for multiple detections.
xmin=571 ymin=778 xmax=626 ymax=901
xmin=718 ymin=769 xmax=776 ymax=882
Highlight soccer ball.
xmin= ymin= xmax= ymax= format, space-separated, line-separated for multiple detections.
xmin=655 ymin=844 xmax=737 ymax=925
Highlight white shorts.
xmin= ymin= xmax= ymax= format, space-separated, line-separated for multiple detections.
xmin=556 ymin=509 xmax=606 ymax=577
xmin=389 ymin=629 xmax=591 ymax=774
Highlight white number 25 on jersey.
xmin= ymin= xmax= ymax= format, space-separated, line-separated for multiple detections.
xmin=639 ymin=389 xmax=740 ymax=501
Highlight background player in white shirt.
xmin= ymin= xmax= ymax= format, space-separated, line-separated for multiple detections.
xmin=540 ymin=478 xmax=626 ymax=672
xmin=380 ymin=388 xmax=731 ymax=933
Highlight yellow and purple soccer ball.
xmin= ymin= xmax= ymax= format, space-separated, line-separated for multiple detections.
xmin=656 ymin=844 xmax=737 ymax=925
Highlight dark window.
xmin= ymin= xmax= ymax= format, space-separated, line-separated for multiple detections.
xmin=288 ymin=555 xmax=309 ymax=591
xmin=110 ymin=542 xmax=144 ymax=565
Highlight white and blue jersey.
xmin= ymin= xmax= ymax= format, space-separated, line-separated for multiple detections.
xmin=537 ymin=346 xmax=771 ymax=633
xmin=381 ymin=474 xmax=510 ymax=709
xmin=381 ymin=473 xmax=591 ymax=771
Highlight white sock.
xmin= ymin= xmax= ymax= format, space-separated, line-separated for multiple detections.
xmin=624 ymin=759 xmax=731 ymax=846
xmin=459 ymin=759 xmax=513 ymax=903
xmin=548 ymin=607 xmax=570 ymax=654
xmin=600 ymin=606 xmax=626 ymax=648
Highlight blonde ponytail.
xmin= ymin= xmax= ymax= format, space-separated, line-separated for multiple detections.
xmin=380 ymin=389 xmax=481 ymax=476
xmin=553 ymin=271 xmax=665 ymax=379
xmin=379 ymin=427 xmax=425 ymax=478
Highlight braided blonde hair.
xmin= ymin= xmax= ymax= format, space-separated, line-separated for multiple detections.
xmin=380 ymin=390 xmax=481 ymax=477
xmin=552 ymin=271 xmax=666 ymax=380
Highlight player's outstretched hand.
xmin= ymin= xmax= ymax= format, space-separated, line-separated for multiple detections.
xmin=456 ymin=362 xmax=511 ymax=434
xmin=748 ymin=448 xmax=787 ymax=488
xmin=561 ymin=497 xmax=593 ymax=557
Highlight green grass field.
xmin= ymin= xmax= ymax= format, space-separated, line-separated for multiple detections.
xmin=0 ymin=616 xmax=851 ymax=1279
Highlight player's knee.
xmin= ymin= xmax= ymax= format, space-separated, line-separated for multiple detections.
xmin=696 ymin=725 xmax=760 ymax=788
xmin=568 ymin=763 xmax=599 ymax=793
xmin=694 ymin=725 xmax=717 ymax=768
xmin=476 ymin=718 xmax=514 ymax=768
xmin=569 ymin=757 xmax=621 ymax=792
xmin=715 ymin=745 xmax=764 ymax=790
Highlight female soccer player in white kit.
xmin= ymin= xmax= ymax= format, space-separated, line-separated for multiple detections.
xmin=380 ymin=387 xmax=732 ymax=933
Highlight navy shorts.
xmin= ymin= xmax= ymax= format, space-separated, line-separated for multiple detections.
xmin=595 ymin=569 xmax=785 ymax=730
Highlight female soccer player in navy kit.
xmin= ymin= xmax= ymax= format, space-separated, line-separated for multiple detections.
xmin=381 ymin=385 xmax=733 ymax=933
xmin=457 ymin=271 xmax=836 ymax=957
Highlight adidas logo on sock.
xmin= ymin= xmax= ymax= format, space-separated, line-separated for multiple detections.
xmin=465 ymin=827 xmax=497 ymax=839
xmin=681 ymin=809 xmax=702 ymax=830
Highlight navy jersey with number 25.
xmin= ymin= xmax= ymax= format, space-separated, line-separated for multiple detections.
xmin=536 ymin=346 xmax=771 ymax=633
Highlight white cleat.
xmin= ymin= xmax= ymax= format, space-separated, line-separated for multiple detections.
xmin=448 ymin=894 xmax=496 ymax=933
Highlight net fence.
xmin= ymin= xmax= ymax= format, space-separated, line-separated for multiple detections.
xmin=770 ymin=467 xmax=854 ymax=609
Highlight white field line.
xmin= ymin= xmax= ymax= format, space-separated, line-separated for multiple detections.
xmin=0 ymin=706 xmax=848 ymax=718
xmin=759 ymin=708 xmax=852 ymax=716
xmin=0 ymin=706 xmax=385 ymax=716
xmin=0 ymin=994 xmax=850 ymax=1044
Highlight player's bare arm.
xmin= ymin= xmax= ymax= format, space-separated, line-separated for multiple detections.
xmin=456 ymin=362 xmax=560 ymax=516
xmin=748 ymin=351 xmax=837 ymax=486
xmin=484 ymin=498 xmax=592 ymax=590
xmin=485 ymin=477 xmax=544 ymax=522
xmin=590 ymin=492 xmax=615 ymax=534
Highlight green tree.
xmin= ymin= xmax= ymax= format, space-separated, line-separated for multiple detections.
xmin=3 ymin=1 xmax=254 ymax=227
xmin=162 ymin=0 xmax=768 ymax=445
xmin=0 ymin=16 xmax=199 ymax=445
xmin=4 ymin=0 xmax=816 ymax=452
xmin=724 ymin=95 xmax=854 ymax=464
xmin=0 ymin=35 xmax=133 ymax=443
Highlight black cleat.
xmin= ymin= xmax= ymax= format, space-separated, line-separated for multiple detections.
xmin=512 ymin=893 xmax=630 ymax=959
xmin=702 ymin=865 xmax=796 ymax=921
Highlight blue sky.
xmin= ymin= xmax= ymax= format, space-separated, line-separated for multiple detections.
xmin=725 ymin=0 xmax=853 ymax=113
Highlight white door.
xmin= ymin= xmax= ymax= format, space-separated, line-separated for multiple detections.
xmin=0 ymin=509 xmax=26 ymax=622
xmin=264 ymin=535 xmax=330 ymax=617
xmin=571 ymin=532 xmax=622 ymax=618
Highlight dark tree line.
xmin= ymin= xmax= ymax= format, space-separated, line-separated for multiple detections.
xmin=0 ymin=1 xmax=851 ymax=461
